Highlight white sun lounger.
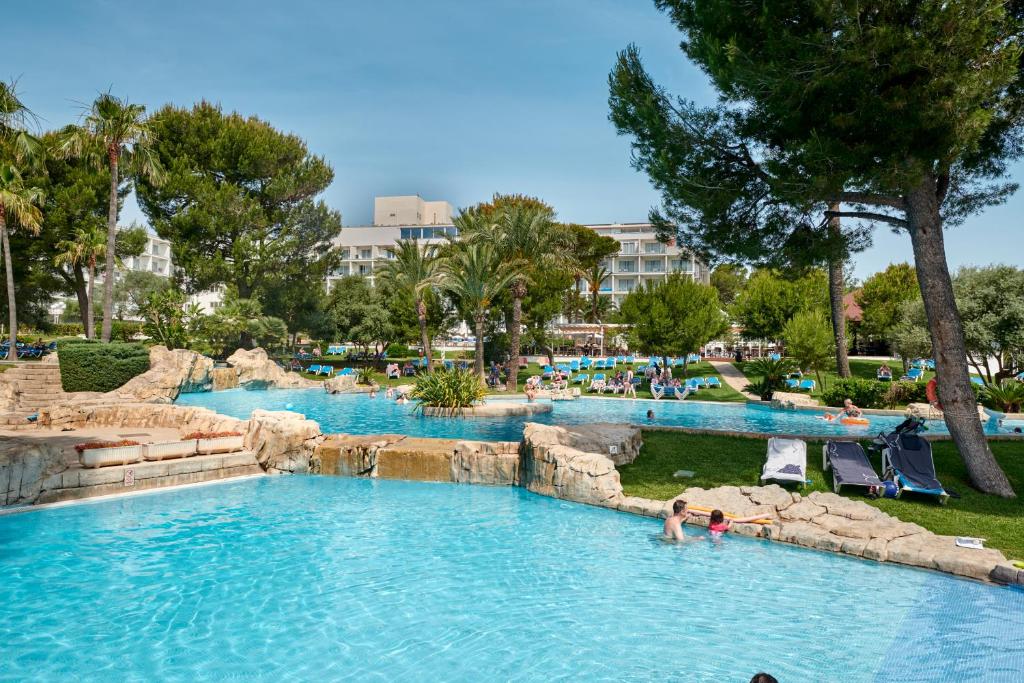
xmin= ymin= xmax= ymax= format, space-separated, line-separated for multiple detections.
xmin=761 ymin=438 xmax=807 ymax=487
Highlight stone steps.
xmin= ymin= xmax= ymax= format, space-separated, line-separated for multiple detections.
xmin=1 ymin=363 xmax=68 ymax=412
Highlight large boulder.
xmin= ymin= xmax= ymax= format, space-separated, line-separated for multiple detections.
xmin=226 ymin=348 xmax=318 ymax=389
xmin=0 ymin=437 xmax=72 ymax=506
xmin=324 ymin=373 xmax=360 ymax=394
xmin=113 ymin=346 xmax=214 ymax=403
xmin=518 ymin=422 xmax=642 ymax=507
xmin=247 ymin=409 xmax=324 ymax=474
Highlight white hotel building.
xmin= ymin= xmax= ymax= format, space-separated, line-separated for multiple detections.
xmin=329 ymin=195 xmax=710 ymax=307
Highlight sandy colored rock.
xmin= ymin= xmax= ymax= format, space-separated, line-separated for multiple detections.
xmin=522 ymin=422 xmax=642 ymax=467
xmin=114 ymin=346 xmax=214 ymax=402
xmin=519 ymin=423 xmax=629 ymax=507
xmin=247 ymin=409 xmax=323 ymax=473
xmin=742 ymin=484 xmax=796 ymax=511
xmin=778 ymin=499 xmax=827 ymax=521
xmin=450 ymin=440 xmax=520 ymax=485
xmin=421 ymin=401 xmax=552 ymax=418
xmin=324 ymin=373 xmax=361 ymax=394
xmin=806 ymin=491 xmax=884 ymax=521
xmin=226 ymin=348 xmax=318 ymax=389
xmin=617 ymin=496 xmax=666 ymax=518
xmin=772 ymin=391 xmax=819 ymax=407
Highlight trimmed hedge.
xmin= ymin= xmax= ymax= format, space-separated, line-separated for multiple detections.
xmin=820 ymin=378 xmax=889 ymax=409
xmin=57 ymin=339 xmax=151 ymax=392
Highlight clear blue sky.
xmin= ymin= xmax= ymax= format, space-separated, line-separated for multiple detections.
xmin=8 ymin=0 xmax=1022 ymax=280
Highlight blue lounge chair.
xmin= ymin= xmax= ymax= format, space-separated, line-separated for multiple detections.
xmin=588 ymin=373 xmax=606 ymax=392
xmin=785 ymin=378 xmax=799 ymax=389
xmin=706 ymin=377 xmax=721 ymax=388
xmin=769 ymin=353 xmax=782 ymax=362
xmin=616 ymin=355 xmax=625 ymax=363
xmin=877 ymin=368 xmax=893 ymax=381
xmin=685 ymin=379 xmax=702 ymax=392
xmin=904 ymin=368 xmax=924 ymax=382
xmin=605 ymin=357 xmax=616 ymax=367
xmin=444 ymin=360 xmax=455 ymax=370
xmin=319 ymin=365 xmax=335 ymax=377
xmin=970 ymin=376 xmax=984 ymax=386
xmin=569 ymin=360 xmax=580 ymax=371
xmin=575 ymin=373 xmax=589 ymax=385
xmin=542 ymin=365 xmax=554 ymax=379
xmin=580 ymin=357 xmax=592 ymax=369
xmin=625 ymin=356 xmax=636 ymax=364
xmin=338 ymin=367 xmax=354 ymax=376
xmin=880 ymin=430 xmax=949 ymax=504
xmin=799 ymin=379 xmax=816 ymax=391
xmin=306 ymin=364 xmax=321 ymax=375
xmin=687 ymin=353 xmax=701 ymax=364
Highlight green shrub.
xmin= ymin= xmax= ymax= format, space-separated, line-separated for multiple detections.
xmin=881 ymin=380 xmax=929 ymax=408
xmin=57 ymin=340 xmax=151 ymax=392
xmin=821 ymin=378 xmax=889 ymax=409
xmin=410 ymin=367 xmax=486 ymax=413
xmin=385 ymin=343 xmax=413 ymax=358
xmin=982 ymin=380 xmax=1024 ymax=413
xmin=355 ymin=367 xmax=375 ymax=385
xmin=50 ymin=322 xmax=85 ymax=337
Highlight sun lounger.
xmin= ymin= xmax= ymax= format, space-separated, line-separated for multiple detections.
xmin=307 ymin=364 xmax=322 ymax=375
xmin=769 ymin=353 xmax=781 ymax=361
xmin=588 ymin=373 xmax=606 ymax=392
xmin=799 ymin=379 xmax=816 ymax=391
xmin=570 ymin=360 xmax=580 ymax=371
xmin=575 ymin=373 xmax=589 ymax=385
xmin=761 ymin=438 xmax=807 ymax=487
xmin=822 ymin=441 xmax=882 ymax=494
xmin=651 ymin=384 xmax=665 ymax=400
xmin=542 ymin=365 xmax=555 ymax=379
xmin=674 ymin=386 xmax=690 ymax=400
xmin=687 ymin=353 xmax=701 ymax=364
xmin=877 ymin=369 xmax=892 ymax=381
xmin=785 ymin=378 xmax=800 ymax=389
xmin=320 ymin=365 xmax=335 ymax=377
xmin=685 ymin=379 xmax=701 ymax=392
xmin=706 ymin=377 xmax=722 ymax=388
xmin=880 ymin=431 xmax=949 ymax=503
xmin=970 ymin=376 xmax=984 ymax=386
xmin=338 ymin=367 xmax=354 ymax=376
xmin=903 ymin=368 xmax=924 ymax=381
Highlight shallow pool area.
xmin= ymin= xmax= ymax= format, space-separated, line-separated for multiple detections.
xmin=174 ymin=387 xmax=1010 ymax=440
xmin=1 ymin=476 xmax=1021 ymax=681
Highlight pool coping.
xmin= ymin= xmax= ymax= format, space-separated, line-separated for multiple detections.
xmin=0 ymin=473 xmax=266 ymax=517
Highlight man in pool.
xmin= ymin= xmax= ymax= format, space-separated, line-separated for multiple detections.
xmin=831 ymin=398 xmax=863 ymax=420
xmin=662 ymin=499 xmax=704 ymax=542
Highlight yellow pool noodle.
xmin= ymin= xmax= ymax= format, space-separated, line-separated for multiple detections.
xmin=686 ymin=504 xmax=773 ymax=525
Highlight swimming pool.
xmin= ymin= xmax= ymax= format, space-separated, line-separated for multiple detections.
xmin=175 ymin=387 xmax=1010 ymax=440
xmin=2 ymin=477 xmax=1021 ymax=681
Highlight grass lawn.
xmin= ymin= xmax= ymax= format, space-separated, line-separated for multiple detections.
xmin=740 ymin=358 xmax=936 ymax=403
xmin=297 ymin=360 xmax=746 ymax=402
xmin=0 ymin=364 xmax=11 ymax=373
xmin=619 ymin=430 xmax=1024 ymax=560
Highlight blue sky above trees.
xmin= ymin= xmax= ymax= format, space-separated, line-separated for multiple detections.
xmin=8 ymin=0 xmax=1022 ymax=280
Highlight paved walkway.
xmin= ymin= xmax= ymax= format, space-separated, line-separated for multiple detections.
xmin=708 ymin=360 xmax=760 ymax=401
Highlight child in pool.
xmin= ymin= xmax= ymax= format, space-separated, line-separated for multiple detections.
xmin=689 ymin=508 xmax=764 ymax=536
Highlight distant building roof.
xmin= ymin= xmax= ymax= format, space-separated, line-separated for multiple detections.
xmin=844 ymin=292 xmax=863 ymax=322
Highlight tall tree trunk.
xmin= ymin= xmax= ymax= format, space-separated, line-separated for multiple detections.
xmin=590 ymin=285 xmax=598 ymax=323
xmin=906 ymin=178 xmax=1014 ymax=497
xmin=474 ymin=316 xmax=485 ymax=379
xmin=71 ymin=265 xmax=91 ymax=338
xmin=827 ymin=203 xmax=851 ymax=377
xmin=417 ymin=297 xmax=431 ymax=371
xmin=101 ymin=148 xmax=119 ymax=342
xmin=506 ymin=281 xmax=525 ymax=393
xmin=1 ymin=210 xmax=18 ymax=361
xmin=86 ymin=257 xmax=96 ymax=339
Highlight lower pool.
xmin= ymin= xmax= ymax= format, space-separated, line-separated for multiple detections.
xmin=1 ymin=477 xmax=1021 ymax=681
xmin=175 ymin=387 xmax=1010 ymax=440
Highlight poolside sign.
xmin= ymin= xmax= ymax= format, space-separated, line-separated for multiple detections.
xmin=124 ymin=468 xmax=135 ymax=487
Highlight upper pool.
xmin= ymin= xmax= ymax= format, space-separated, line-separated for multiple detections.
xmin=175 ymin=387 xmax=1011 ymax=440
xmin=2 ymin=476 xmax=1021 ymax=681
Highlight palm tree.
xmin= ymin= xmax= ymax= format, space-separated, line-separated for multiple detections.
xmin=438 ymin=241 xmax=520 ymax=379
xmin=54 ymin=223 xmax=108 ymax=338
xmin=0 ymin=81 xmax=45 ymax=360
xmin=61 ymin=92 xmax=162 ymax=342
xmin=462 ymin=202 xmax=559 ymax=390
xmin=377 ymin=239 xmax=442 ymax=370
xmin=584 ymin=264 xmax=611 ymax=323
xmin=0 ymin=166 xmax=44 ymax=359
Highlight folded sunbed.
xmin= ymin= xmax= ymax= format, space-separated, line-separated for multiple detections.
xmin=881 ymin=431 xmax=949 ymax=504
xmin=761 ymin=438 xmax=807 ymax=487
xmin=822 ymin=441 xmax=882 ymax=494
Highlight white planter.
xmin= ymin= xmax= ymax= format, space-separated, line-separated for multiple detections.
xmin=144 ymin=440 xmax=198 ymax=461
xmin=80 ymin=445 xmax=145 ymax=469
xmin=196 ymin=435 xmax=245 ymax=454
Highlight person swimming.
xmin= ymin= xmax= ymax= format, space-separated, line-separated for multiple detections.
xmin=662 ymin=499 xmax=691 ymax=541
xmin=688 ymin=508 xmax=764 ymax=537
xmin=646 ymin=409 xmax=655 ymax=420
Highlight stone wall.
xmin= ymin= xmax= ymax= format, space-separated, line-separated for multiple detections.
xmin=313 ymin=434 xmax=520 ymax=485
xmin=517 ymin=423 xmax=642 ymax=507
xmin=0 ymin=438 xmax=71 ymax=506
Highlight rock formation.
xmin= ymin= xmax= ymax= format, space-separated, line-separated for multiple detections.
xmin=113 ymin=346 xmax=215 ymax=402
xmin=225 ymin=348 xmax=318 ymax=389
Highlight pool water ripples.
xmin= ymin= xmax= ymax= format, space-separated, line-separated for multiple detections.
xmin=174 ymin=387 xmax=1016 ymax=440
xmin=1 ymin=477 xmax=1022 ymax=681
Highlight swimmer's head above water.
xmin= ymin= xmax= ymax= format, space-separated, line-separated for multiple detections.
xmin=646 ymin=409 xmax=655 ymax=420
xmin=672 ymin=499 xmax=687 ymax=515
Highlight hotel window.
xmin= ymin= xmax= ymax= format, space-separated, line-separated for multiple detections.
xmin=617 ymin=259 xmax=636 ymax=273
xmin=600 ymin=277 xmax=612 ymax=292
xmin=358 ymin=264 xmax=370 ymax=276
xmin=618 ymin=278 xmax=636 ymax=292
xmin=644 ymin=242 xmax=666 ymax=254
xmin=359 ymin=248 xmax=372 ymax=259
xmin=644 ymin=260 xmax=665 ymax=273
xmin=670 ymin=258 xmax=693 ymax=272
xmin=340 ymin=249 xmax=350 ymax=260
xmin=333 ymin=266 xmax=350 ymax=277
xmin=620 ymin=241 xmax=639 ymax=255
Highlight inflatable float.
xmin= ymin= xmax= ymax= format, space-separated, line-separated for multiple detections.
xmin=926 ymin=378 xmax=942 ymax=410
xmin=821 ymin=413 xmax=870 ymax=426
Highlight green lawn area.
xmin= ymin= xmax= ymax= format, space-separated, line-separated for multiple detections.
xmin=741 ymin=358 xmax=933 ymax=399
xmin=619 ymin=430 xmax=1024 ymax=560
xmin=297 ymin=359 xmax=746 ymax=402
xmin=0 ymin=364 xmax=11 ymax=373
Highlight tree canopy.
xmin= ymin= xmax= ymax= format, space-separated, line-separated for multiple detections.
xmin=954 ymin=265 xmax=1024 ymax=383
xmin=731 ymin=269 xmax=827 ymax=342
xmin=136 ymin=102 xmax=341 ymax=304
xmin=856 ymin=263 xmax=920 ymax=341
xmin=618 ymin=274 xmax=727 ymax=372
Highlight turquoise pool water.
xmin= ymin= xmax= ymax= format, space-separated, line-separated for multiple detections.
xmin=1 ymin=477 xmax=1021 ymax=681
xmin=174 ymin=387 xmax=1009 ymax=440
